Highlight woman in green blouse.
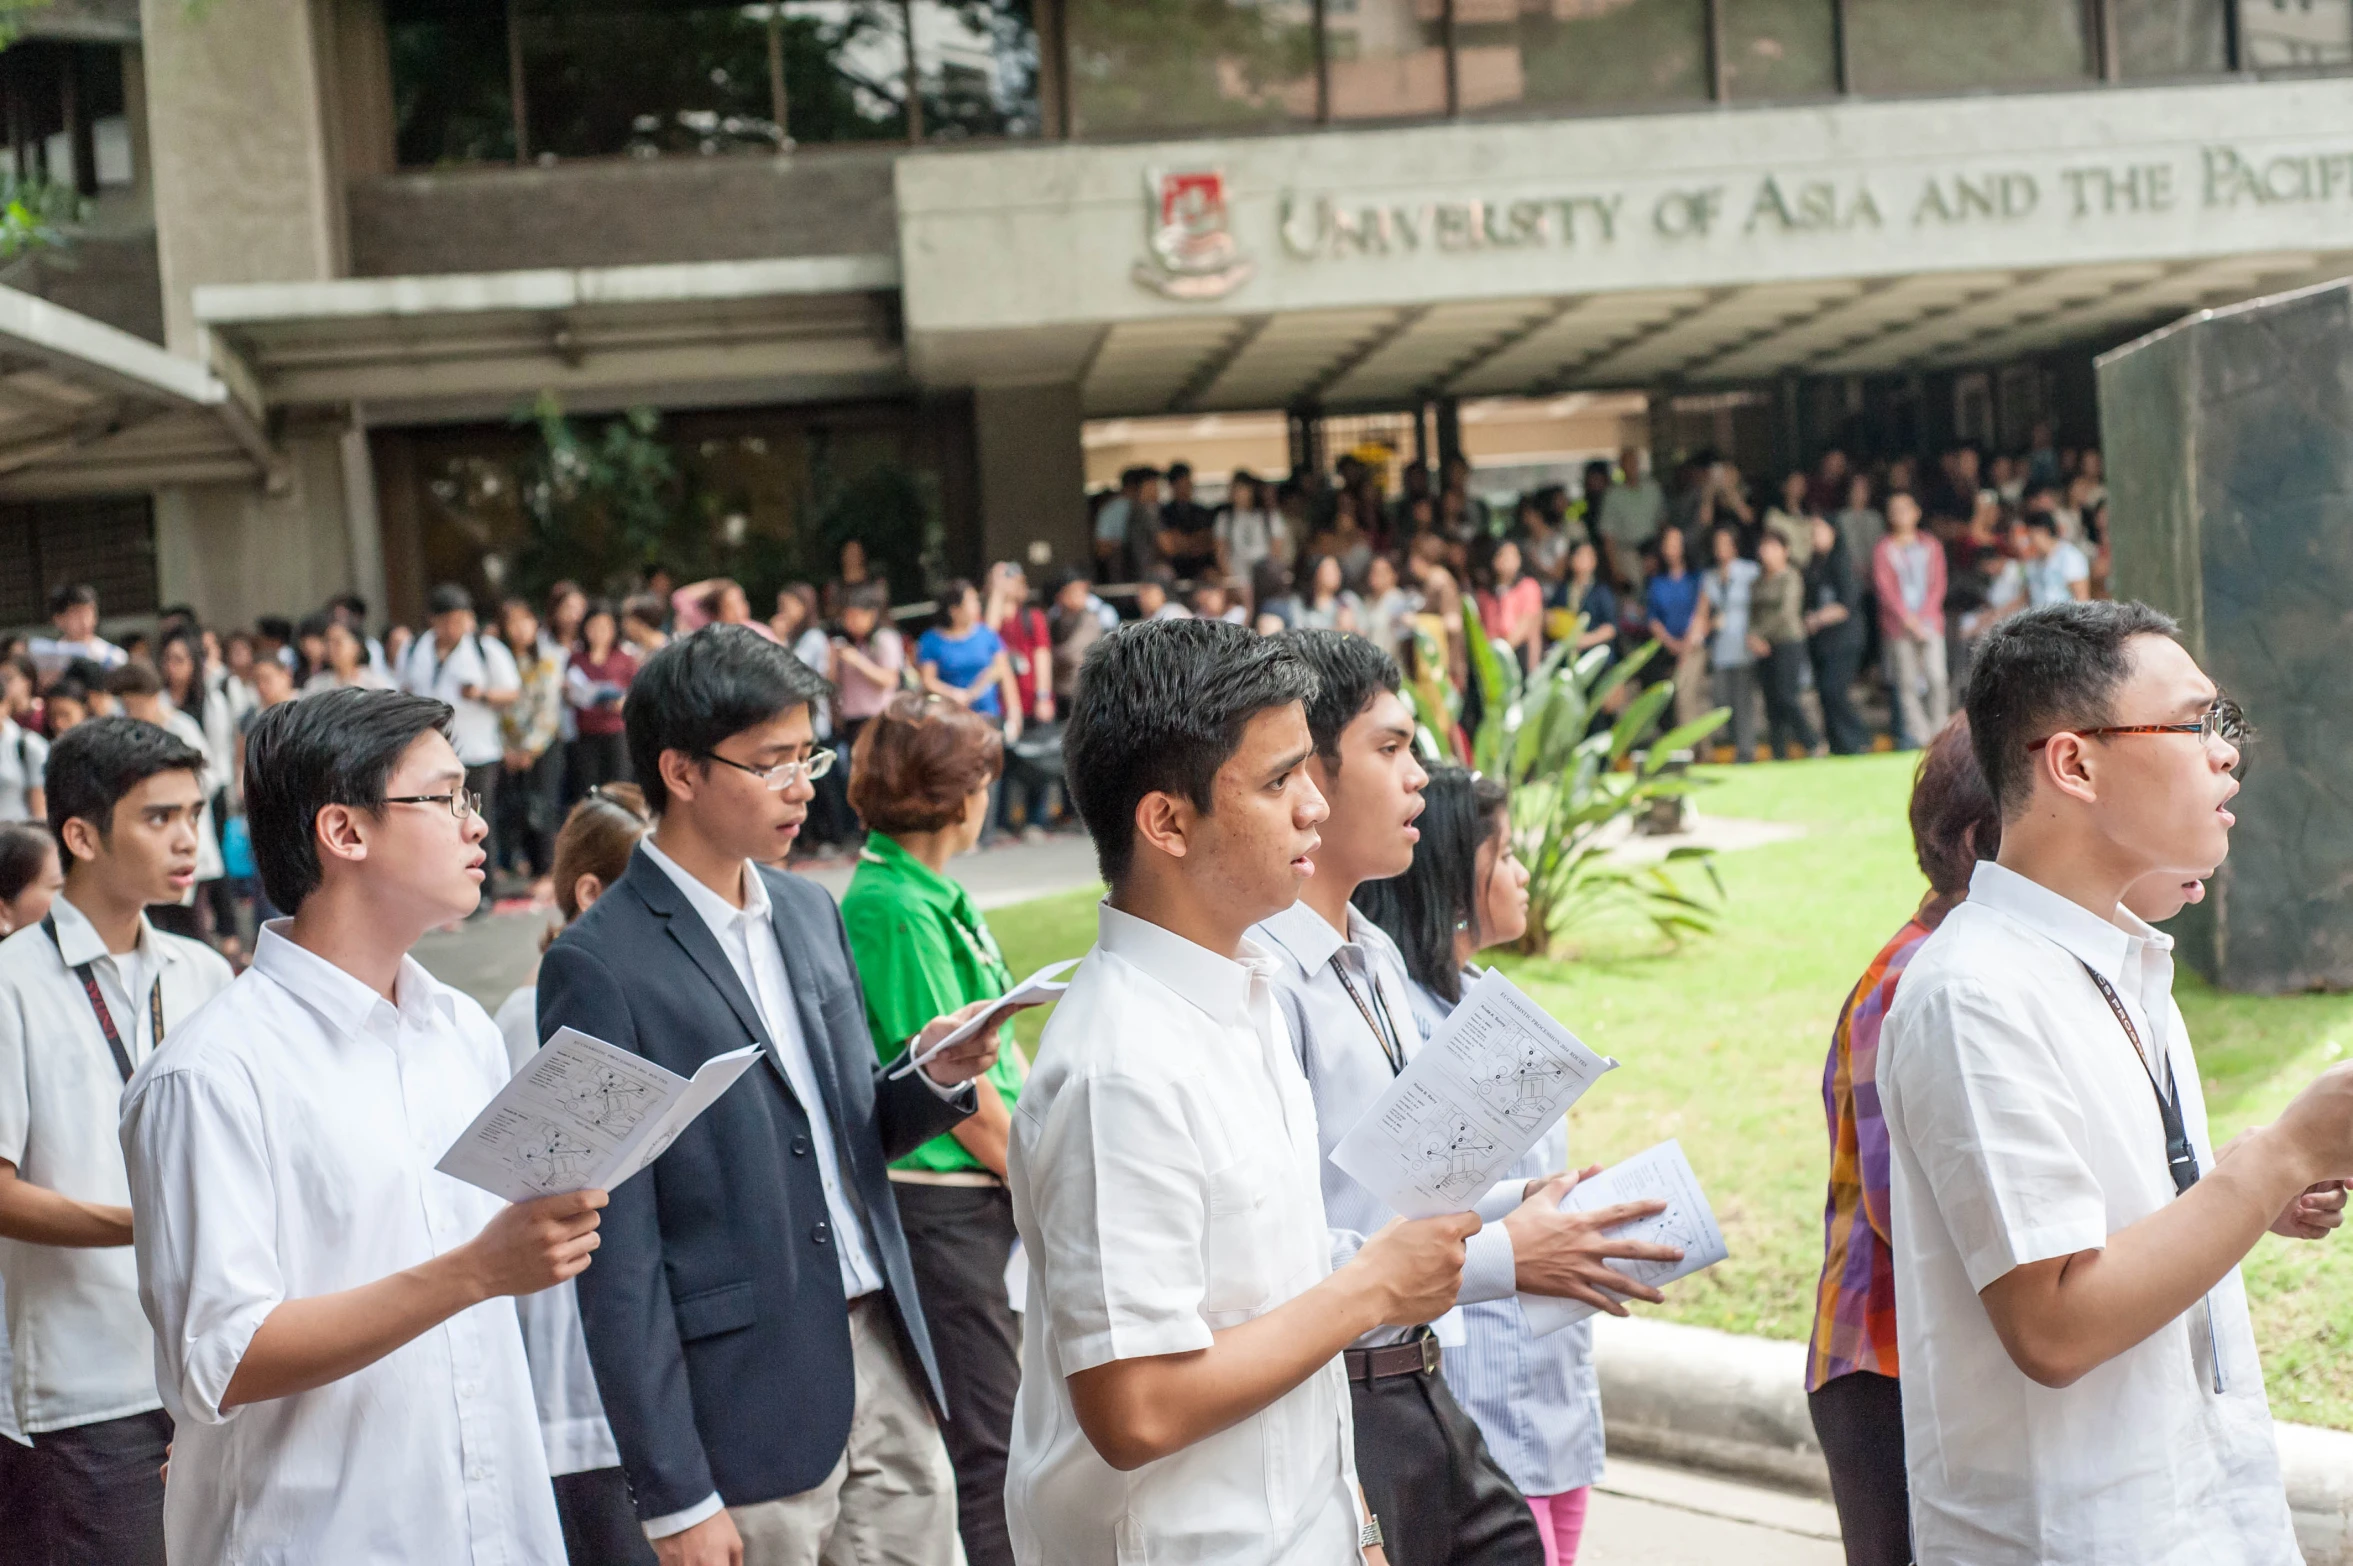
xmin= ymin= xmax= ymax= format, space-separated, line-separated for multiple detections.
xmin=840 ymin=690 xmax=1025 ymax=1566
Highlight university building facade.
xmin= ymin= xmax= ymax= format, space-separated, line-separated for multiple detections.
xmin=0 ymin=0 xmax=2350 ymax=626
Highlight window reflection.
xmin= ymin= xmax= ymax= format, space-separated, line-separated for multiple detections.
xmin=1325 ymin=0 xmax=1449 ymax=121
xmin=1065 ymin=0 xmax=1315 ymax=138
xmin=1844 ymin=0 xmax=2091 ymax=93
xmin=2114 ymin=0 xmax=2229 ymax=75
xmin=1720 ymin=0 xmax=1839 ymax=99
xmin=2242 ymin=0 xmax=2353 ymax=67
xmin=914 ymin=0 xmax=1043 ymax=139
xmin=389 ymin=0 xmax=515 ymax=167
xmin=519 ymin=1 xmax=786 ymax=160
xmin=1453 ymin=0 xmax=1711 ymax=117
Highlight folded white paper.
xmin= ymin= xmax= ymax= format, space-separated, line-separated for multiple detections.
xmin=1519 ymin=1139 xmax=1730 ymax=1336
xmin=438 ymin=1027 xmax=763 ymax=1203
xmin=1330 ymin=968 xmax=1617 ymax=1219
xmin=885 ymin=958 xmax=1081 ymax=1080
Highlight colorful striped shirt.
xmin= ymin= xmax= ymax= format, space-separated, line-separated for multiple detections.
xmin=1806 ymin=916 xmax=1930 ymax=1390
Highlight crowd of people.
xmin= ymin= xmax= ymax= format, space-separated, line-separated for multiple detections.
xmin=0 ymin=423 xmax=2333 ymax=1566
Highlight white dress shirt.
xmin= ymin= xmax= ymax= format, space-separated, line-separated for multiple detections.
xmin=495 ymin=985 xmax=623 ymax=1479
xmin=638 ymin=838 xmax=886 ymax=1299
xmin=118 ymin=924 xmax=564 ymax=1566
xmin=1006 ymin=903 xmax=1362 ymax=1566
xmin=1880 ymin=861 xmax=2298 ymax=1566
xmin=1250 ymin=901 xmax=1524 ymax=1348
xmin=0 ymin=895 xmax=230 ymax=1434
xmin=398 ymin=631 xmax=521 ymax=767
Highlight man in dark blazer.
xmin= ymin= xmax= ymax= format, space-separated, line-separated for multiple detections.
xmin=541 ymin=626 xmax=1001 ymax=1566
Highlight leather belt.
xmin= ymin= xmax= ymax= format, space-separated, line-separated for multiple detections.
xmin=1343 ymin=1334 xmax=1442 ymax=1382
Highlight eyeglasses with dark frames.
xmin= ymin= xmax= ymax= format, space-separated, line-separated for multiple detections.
xmin=383 ymin=789 xmax=484 ymax=820
xmin=701 ymin=748 xmax=836 ymax=791
xmin=2026 ymin=693 xmax=2250 ymax=753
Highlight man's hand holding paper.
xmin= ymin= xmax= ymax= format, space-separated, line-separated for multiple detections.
xmin=1503 ymin=1166 xmax=1683 ymax=1316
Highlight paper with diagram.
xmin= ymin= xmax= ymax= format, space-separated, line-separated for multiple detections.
xmin=1519 ymin=1139 xmax=1729 ymax=1337
xmin=1330 ymin=968 xmax=1617 ymax=1219
xmin=886 ymin=958 xmax=1081 ymax=1080
xmin=438 ymin=1027 xmax=763 ymax=1203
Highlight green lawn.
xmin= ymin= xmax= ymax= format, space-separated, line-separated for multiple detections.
xmin=987 ymin=755 xmax=2353 ymax=1430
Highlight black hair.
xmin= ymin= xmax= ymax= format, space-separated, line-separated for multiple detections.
xmin=2023 ymin=512 xmax=2060 ymax=535
xmin=244 ymin=689 xmax=454 ymax=913
xmin=104 ymin=660 xmax=162 ymax=699
xmin=937 ymin=578 xmax=978 ymax=625
xmin=45 ymin=716 xmax=206 ymax=865
xmin=843 ymin=582 xmax=889 ymax=614
xmin=1062 ymin=618 xmax=1318 ymax=888
xmin=625 ymin=623 xmax=832 ymax=815
xmin=0 ymin=821 xmax=51 ymax=903
xmin=1284 ymin=627 xmax=1402 ymax=768
xmin=1964 ymin=599 xmax=2181 ymax=820
xmin=1354 ymin=767 xmax=1511 ymax=1007
xmin=255 ymin=616 xmax=295 ymax=645
xmin=46 ymin=583 xmax=95 ymax=616
xmin=427 ymin=583 xmax=473 ymax=617
xmin=1167 ymin=461 xmax=1193 ymax=482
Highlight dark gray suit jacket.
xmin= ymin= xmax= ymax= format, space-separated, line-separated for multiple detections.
xmin=539 ymin=844 xmax=971 ymax=1518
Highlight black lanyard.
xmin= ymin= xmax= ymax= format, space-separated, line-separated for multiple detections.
xmin=43 ymin=915 xmax=162 ymax=1085
xmin=2079 ymin=960 xmax=2200 ymax=1197
xmin=1332 ymin=956 xmax=1408 ymax=1077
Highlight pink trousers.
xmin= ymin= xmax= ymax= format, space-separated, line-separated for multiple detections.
xmin=1528 ymin=1486 xmax=1591 ymax=1566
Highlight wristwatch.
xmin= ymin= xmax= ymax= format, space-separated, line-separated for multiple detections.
xmin=1360 ymin=1516 xmax=1385 ymax=1551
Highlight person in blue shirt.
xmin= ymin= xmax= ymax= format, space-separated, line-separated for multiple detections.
xmin=1643 ymin=525 xmax=1711 ymax=729
xmin=917 ymin=581 xmax=1019 ymax=738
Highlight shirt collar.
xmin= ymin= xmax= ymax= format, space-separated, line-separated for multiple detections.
xmin=1253 ymin=896 xmax=1363 ymax=977
xmin=1096 ymin=902 xmax=1270 ymax=1029
xmin=857 ymin=833 xmax=970 ymax=918
xmin=251 ymin=920 xmax=451 ymax=1036
xmin=47 ymin=892 xmax=159 ymax=972
xmin=1966 ymin=860 xmax=2167 ymax=987
xmin=641 ymin=835 xmax=770 ymax=935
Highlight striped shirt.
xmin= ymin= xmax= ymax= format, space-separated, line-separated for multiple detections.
xmin=1805 ymin=916 xmax=1929 ymax=1390
xmin=1410 ymin=972 xmax=1605 ymax=1500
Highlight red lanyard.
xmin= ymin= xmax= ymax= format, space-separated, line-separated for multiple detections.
xmin=43 ymin=915 xmax=162 ymax=1083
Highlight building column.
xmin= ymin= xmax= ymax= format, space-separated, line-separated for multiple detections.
xmin=972 ymin=382 xmax=1086 ymax=579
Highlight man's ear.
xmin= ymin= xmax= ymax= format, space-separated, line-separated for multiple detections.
xmin=657 ymin=748 xmax=703 ymax=807
xmin=56 ymin=814 xmax=101 ymax=872
xmin=1132 ymin=790 xmax=1193 ymax=864
xmin=2036 ymin=731 xmax=2100 ymax=808
xmin=314 ymin=802 xmax=372 ymax=871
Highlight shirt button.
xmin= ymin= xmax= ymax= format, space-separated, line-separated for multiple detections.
xmin=466 ymin=1463 xmax=487 ymax=1481
xmin=810 ymin=1220 xmax=831 ymax=1245
xmin=790 ymin=1136 xmax=810 ymax=1157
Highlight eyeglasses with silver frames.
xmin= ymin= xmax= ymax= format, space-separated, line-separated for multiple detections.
xmin=383 ymin=789 xmax=484 ymax=820
xmin=701 ymin=748 xmax=837 ymax=791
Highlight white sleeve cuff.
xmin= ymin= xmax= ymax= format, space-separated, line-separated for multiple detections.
xmin=916 ymin=1065 xmax=977 ymax=1104
xmin=643 ymin=1492 xmax=726 ymax=1541
xmin=1472 ymin=1179 xmax=1527 ymax=1224
xmin=1457 ymin=1221 xmax=1518 ymax=1306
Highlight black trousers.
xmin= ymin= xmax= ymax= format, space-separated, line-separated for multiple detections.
xmin=13 ymin=1408 xmax=172 ymax=1566
xmin=893 ymin=1180 xmax=1020 ymax=1566
xmin=564 ymin=731 xmax=631 ymax=805
xmin=1809 ymin=625 xmax=1869 ymax=756
xmin=1808 ymin=1370 xmax=1911 ymax=1566
xmin=1760 ymin=640 xmax=1820 ymax=757
xmin=552 ymin=1467 xmax=656 ymax=1566
xmin=1350 ymin=1358 xmax=1544 ymax=1566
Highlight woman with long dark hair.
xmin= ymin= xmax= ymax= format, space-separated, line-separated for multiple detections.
xmin=1354 ymin=768 xmax=1601 ymax=1566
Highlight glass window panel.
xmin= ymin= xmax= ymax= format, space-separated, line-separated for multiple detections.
xmin=1453 ymin=0 xmax=1711 ymax=119
xmin=1324 ymin=0 xmax=1449 ymax=121
xmin=2241 ymin=0 xmax=2353 ymax=68
xmin=2115 ymin=0 xmax=2228 ymax=75
xmin=914 ymin=0 xmax=1042 ymax=139
xmin=1845 ymin=0 xmax=2091 ymax=94
xmin=1065 ymin=0 xmax=1315 ymax=139
xmin=779 ymin=0 xmax=912 ymax=145
xmin=1721 ymin=0 xmax=1839 ymax=98
xmin=387 ymin=1 xmax=515 ymax=168
xmin=520 ymin=1 xmax=789 ymax=161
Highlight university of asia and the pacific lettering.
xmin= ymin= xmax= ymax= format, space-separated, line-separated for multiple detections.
xmin=1277 ymin=145 xmax=2351 ymax=261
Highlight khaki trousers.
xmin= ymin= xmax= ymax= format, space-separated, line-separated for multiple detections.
xmin=731 ymin=1298 xmax=966 ymax=1566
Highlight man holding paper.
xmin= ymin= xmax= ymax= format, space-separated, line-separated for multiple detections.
xmin=1251 ymin=630 xmax=1684 ymax=1566
xmin=539 ymin=627 xmax=1003 ymax=1566
xmin=118 ymin=689 xmax=602 ymax=1565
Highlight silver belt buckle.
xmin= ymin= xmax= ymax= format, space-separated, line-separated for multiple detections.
xmin=1421 ymin=1335 xmax=1442 ymax=1375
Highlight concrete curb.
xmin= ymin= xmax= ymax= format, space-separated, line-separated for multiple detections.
xmin=1591 ymin=1316 xmax=2353 ymax=1565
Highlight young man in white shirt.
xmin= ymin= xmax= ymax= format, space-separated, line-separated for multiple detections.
xmin=1251 ymin=630 xmax=1683 ymax=1566
xmin=1010 ymin=617 xmax=1480 ymax=1566
xmin=1881 ymin=600 xmax=2353 ymax=1566
xmin=397 ymin=584 xmax=520 ymax=910
xmin=26 ymin=583 xmax=128 ymax=684
xmin=0 ymin=718 xmax=232 ymax=1565
xmin=118 ymin=688 xmax=605 ymax=1566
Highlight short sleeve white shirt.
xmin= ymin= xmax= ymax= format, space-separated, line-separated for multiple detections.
xmin=0 ymin=896 xmax=231 ymax=1433
xmin=118 ymin=924 xmax=563 ymax=1566
xmin=399 ymin=632 xmax=522 ymax=767
xmin=0 ymin=719 xmax=47 ymax=823
xmin=1879 ymin=861 xmax=2298 ymax=1566
xmin=1005 ymin=903 xmax=1361 ymax=1566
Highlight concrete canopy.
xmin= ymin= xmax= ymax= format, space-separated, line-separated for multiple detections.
xmin=0 ymin=283 xmax=269 ymax=500
xmin=192 ymin=255 xmax=907 ymax=426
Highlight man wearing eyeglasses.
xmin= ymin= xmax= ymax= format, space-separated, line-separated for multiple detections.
xmin=1879 ymin=600 xmax=2352 ymax=1566
xmin=540 ymin=624 xmax=1004 ymax=1566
